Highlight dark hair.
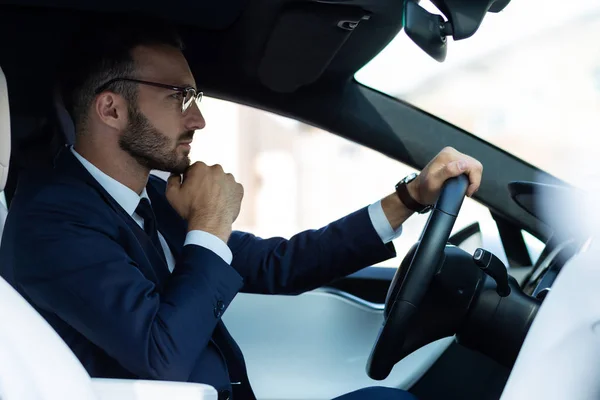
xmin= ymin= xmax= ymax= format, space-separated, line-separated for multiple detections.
xmin=59 ymin=15 xmax=183 ymax=135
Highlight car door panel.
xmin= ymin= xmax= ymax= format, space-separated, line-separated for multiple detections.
xmin=223 ymin=289 xmax=453 ymax=400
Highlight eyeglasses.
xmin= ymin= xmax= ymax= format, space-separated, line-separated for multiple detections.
xmin=94 ymin=78 xmax=203 ymax=114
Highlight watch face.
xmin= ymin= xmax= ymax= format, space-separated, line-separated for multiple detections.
xmin=421 ymin=204 xmax=434 ymax=214
xmin=403 ymin=172 xmax=418 ymax=184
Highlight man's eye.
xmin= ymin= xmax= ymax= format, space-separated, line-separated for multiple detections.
xmin=171 ymin=92 xmax=183 ymax=100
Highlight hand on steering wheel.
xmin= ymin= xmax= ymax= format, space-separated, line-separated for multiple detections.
xmin=367 ymin=174 xmax=470 ymax=380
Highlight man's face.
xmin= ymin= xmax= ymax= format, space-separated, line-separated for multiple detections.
xmin=118 ymin=45 xmax=205 ymax=174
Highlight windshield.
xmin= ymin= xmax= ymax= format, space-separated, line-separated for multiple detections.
xmin=356 ymin=0 xmax=600 ymax=187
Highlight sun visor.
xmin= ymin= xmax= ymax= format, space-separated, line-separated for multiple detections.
xmin=258 ymin=3 xmax=369 ymax=93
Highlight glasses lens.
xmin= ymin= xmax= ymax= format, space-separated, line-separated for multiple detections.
xmin=182 ymin=89 xmax=195 ymax=113
xmin=195 ymin=91 xmax=203 ymax=108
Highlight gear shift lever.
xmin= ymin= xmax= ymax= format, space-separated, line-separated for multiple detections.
xmin=473 ymin=248 xmax=511 ymax=297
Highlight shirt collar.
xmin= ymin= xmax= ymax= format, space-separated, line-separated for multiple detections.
xmin=70 ymin=146 xmax=149 ymax=217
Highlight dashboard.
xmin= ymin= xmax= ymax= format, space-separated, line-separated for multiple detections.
xmin=521 ymin=237 xmax=582 ymax=298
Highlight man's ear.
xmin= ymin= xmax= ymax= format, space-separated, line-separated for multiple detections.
xmin=94 ymin=92 xmax=128 ymax=131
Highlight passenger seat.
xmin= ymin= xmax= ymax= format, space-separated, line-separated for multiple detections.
xmin=0 ymin=65 xmax=8 ymax=229
xmin=0 ymin=66 xmax=217 ymax=400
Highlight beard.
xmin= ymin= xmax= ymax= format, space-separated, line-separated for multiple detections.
xmin=118 ymin=104 xmax=194 ymax=174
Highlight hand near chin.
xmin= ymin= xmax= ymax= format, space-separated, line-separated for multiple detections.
xmin=166 ymin=162 xmax=244 ymax=243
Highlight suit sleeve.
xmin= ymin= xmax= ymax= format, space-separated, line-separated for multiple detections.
xmin=228 ymin=206 xmax=396 ymax=294
xmin=14 ymin=191 xmax=243 ymax=382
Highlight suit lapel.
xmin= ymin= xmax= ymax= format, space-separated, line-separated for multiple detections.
xmin=54 ymin=148 xmax=170 ymax=284
xmin=121 ymin=211 xmax=172 ymax=284
xmin=146 ymin=177 xmax=187 ymax=261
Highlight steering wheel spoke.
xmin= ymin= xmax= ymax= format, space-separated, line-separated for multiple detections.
xmin=367 ymin=174 xmax=470 ymax=380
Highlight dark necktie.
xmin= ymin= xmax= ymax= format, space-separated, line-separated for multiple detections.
xmin=135 ymin=198 xmax=168 ymax=268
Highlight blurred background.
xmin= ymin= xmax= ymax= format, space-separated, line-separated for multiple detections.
xmin=189 ymin=0 xmax=600 ymax=267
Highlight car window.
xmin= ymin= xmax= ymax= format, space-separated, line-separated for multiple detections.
xmin=522 ymin=230 xmax=544 ymax=265
xmin=190 ymin=97 xmax=497 ymax=267
xmin=355 ymin=0 xmax=600 ymax=188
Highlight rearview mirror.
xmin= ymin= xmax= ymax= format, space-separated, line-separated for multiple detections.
xmin=404 ymin=0 xmax=511 ymax=62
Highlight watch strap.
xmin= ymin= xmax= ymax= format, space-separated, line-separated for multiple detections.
xmin=395 ymin=178 xmax=432 ymax=214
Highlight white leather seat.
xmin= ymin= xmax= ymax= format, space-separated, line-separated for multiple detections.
xmin=0 ymin=66 xmax=8 ymax=230
xmin=0 ymin=66 xmax=217 ymax=400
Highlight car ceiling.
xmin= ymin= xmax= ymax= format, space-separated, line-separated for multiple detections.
xmin=0 ymin=0 xmax=403 ymax=113
xmin=0 ymin=0 xmax=562 ymax=240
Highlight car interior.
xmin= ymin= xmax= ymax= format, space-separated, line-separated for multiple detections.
xmin=0 ymin=0 xmax=591 ymax=399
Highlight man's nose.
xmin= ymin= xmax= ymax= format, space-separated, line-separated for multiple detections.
xmin=184 ymin=103 xmax=206 ymax=131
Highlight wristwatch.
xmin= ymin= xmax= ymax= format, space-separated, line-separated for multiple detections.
xmin=395 ymin=173 xmax=433 ymax=214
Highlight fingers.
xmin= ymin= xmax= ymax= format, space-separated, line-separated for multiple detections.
xmin=467 ymin=183 xmax=479 ymax=197
xmin=444 ymin=159 xmax=483 ymax=196
xmin=433 ymin=148 xmax=483 ymax=197
xmin=166 ymin=173 xmax=181 ymax=192
xmin=465 ymin=159 xmax=483 ymax=197
xmin=433 ymin=159 xmax=465 ymax=182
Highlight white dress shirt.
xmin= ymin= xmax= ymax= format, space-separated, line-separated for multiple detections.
xmin=71 ymin=147 xmax=402 ymax=271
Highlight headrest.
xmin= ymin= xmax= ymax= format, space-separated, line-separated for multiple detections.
xmin=0 ymin=67 xmax=10 ymax=192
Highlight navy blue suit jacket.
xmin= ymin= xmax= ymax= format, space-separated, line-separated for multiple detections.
xmin=0 ymin=148 xmax=396 ymax=398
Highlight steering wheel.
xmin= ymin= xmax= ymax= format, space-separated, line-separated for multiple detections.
xmin=367 ymin=174 xmax=470 ymax=380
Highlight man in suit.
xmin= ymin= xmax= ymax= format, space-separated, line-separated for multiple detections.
xmin=0 ymin=19 xmax=482 ymax=400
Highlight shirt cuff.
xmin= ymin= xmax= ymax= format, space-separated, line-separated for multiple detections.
xmin=368 ymin=200 xmax=403 ymax=244
xmin=184 ymin=231 xmax=233 ymax=265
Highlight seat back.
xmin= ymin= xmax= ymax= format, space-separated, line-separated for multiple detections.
xmin=53 ymin=87 xmax=76 ymax=146
xmin=0 ymin=66 xmax=97 ymax=400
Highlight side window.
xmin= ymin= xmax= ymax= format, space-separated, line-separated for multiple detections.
xmin=190 ymin=97 xmax=498 ymax=267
